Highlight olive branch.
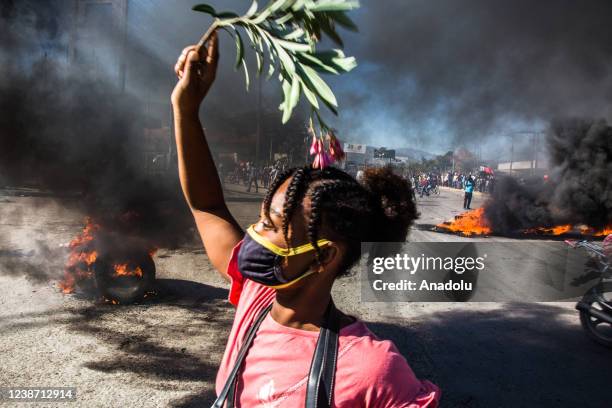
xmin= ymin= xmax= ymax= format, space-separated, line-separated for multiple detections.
xmin=192 ymin=0 xmax=359 ymax=166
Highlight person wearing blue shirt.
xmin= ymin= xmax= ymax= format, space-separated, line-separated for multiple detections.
xmin=464 ymin=176 xmax=475 ymax=209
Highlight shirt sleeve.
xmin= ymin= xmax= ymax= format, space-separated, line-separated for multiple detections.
xmin=363 ymin=341 xmax=441 ymax=408
xmin=226 ymin=239 xmax=245 ymax=307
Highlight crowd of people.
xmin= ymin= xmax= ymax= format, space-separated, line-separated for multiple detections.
xmin=407 ymin=173 xmax=441 ymax=198
xmin=444 ymin=171 xmax=495 ymax=194
xmin=219 ymin=160 xmax=496 ymax=212
xmin=218 ymin=160 xmax=289 ymax=193
xmin=403 ymin=170 xmax=496 ymax=210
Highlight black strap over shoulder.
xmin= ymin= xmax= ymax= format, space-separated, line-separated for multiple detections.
xmin=305 ymin=302 xmax=340 ymax=408
xmin=211 ymin=302 xmax=340 ymax=408
xmin=212 ymin=303 xmax=272 ymax=408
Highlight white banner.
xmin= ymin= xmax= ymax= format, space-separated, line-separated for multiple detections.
xmin=344 ymin=143 xmax=367 ymax=154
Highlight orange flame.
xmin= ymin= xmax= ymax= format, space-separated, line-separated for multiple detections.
xmin=436 ymin=208 xmax=492 ymax=236
xmin=437 ymin=209 xmax=612 ymax=238
xmin=59 ymin=218 xmax=100 ymax=293
xmin=113 ymin=263 xmax=143 ymax=278
xmin=524 ymin=224 xmax=572 ymax=236
xmin=580 ymin=225 xmax=612 ymax=237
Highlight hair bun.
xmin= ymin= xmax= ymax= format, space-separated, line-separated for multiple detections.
xmin=360 ymin=166 xmax=419 ymax=241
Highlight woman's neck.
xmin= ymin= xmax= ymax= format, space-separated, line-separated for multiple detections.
xmin=271 ymin=287 xmax=331 ymax=332
xmin=270 ymin=277 xmax=357 ymax=332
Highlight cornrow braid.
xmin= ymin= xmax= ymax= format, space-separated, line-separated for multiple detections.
xmin=307 ymin=179 xmax=359 ymax=262
xmin=263 ymin=165 xmax=417 ymax=277
xmin=280 ymin=167 xmax=311 ymax=247
xmin=262 ymin=167 xmax=295 ymax=225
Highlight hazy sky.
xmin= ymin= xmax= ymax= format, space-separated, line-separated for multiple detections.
xmin=8 ymin=0 xmax=612 ymax=156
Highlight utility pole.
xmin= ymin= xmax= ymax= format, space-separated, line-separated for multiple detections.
xmin=118 ymin=0 xmax=128 ymax=93
xmin=533 ymin=132 xmax=539 ymax=176
xmin=255 ymin=76 xmax=262 ymax=165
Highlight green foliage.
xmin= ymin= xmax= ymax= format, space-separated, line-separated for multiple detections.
xmin=192 ymin=0 xmax=359 ymax=127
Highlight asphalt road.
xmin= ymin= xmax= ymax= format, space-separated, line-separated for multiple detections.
xmin=1 ymin=185 xmax=610 ymax=407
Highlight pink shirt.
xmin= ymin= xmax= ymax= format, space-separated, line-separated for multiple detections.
xmin=216 ymin=240 xmax=441 ymax=407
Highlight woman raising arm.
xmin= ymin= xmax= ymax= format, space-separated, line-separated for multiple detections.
xmin=171 ymin=35 xmax=440 ymax=407
xmin=171 ymin=33 xmax=242 ymax=281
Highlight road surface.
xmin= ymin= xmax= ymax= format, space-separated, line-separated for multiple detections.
xmin=1 ymin=184 xmax=610 ymax=407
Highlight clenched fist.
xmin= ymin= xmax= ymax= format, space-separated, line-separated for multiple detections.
xmin=171 ymin=31 xmax=219 ymax=115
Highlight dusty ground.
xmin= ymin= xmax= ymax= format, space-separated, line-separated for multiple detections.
xmin=1 ymin=185 xmax=610 ymax=407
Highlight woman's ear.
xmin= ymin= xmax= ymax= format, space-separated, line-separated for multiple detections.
xmin=318 ymin=243 xmax=342 ymax=270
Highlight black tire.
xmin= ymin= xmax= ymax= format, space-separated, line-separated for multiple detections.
xmin=94 ymin=252 xmax=156 ymax=304
xmin=578 ymin=296 xmax=612 ymax=348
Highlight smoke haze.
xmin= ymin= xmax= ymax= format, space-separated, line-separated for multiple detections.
xmin=1 ymin=0 xmax=611 ymax=281
xmin=336 ymin=0 xmax=612 ymax=152
xmin=484 ymin=118 xmax=612 ymax=233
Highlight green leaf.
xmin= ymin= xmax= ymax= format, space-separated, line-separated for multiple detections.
xmin=289 ymin=74 xmax=301 ymax=109
xmin=252 ymin=0 xmax=292 ymax=24
xmin=297 ymin=53 xmax=339 ymax=74
xmin=313 ymin=50 xmax=357 ymax=72
xmin=327 ymin=11 xmax=358 ymax=31
xmin=299 ymin=77 xmax=320 ymax=109
xmin=246 ymin=1 xmax=258 ymax=17
xmin=308 ymin=0 xmax=360 ymax=12
xmin=243 ymin=24 xmax=256 ymax=43
xmin=251 ymin=25 xmax=276 ymax=78
xmin=275 ymin=38 xmax=311 ymax=52
xmin=281 ymin=75 xmax=300 ymax=123
xmin=268 ymin=0 xmax=296 ymax=13
xmin=216 ymin=11 xmax=240 ymax=18
xmin=234 ymin=30 xmax=245 ymax=69
xmin=319 ymin=94 xmax=338 ymax=116
xmin=318 ymin=16 xmax=343 ymax=47
xmin=242 ymin=59 xmax=250 ymax=91
xmin=192 ymin=4 xmax=217 ymax=15
xmin=291 ymin=0 xmax=307 ymax=12
xmin=281 ymin=77 xmax=291 ymax=108
xmin=269 ymin=36 xmax=296 ymax=74
xmin=298 ymin=64 xmax=337 ymax=108
xmin=282 ymin=27 xmax=305 ymax=41
xmin=304 ymin=17 xmax=322 ymax=41
xmin=255 ymin=49 xmax=263 ymax=74
xmin=267 ymin=59 xmax=276 ymax=78
xmin=332 ymin=56 xmax=356 ymax=72
xmin=193 ymin=0 xmax=359 ymax=126
xmin=275 ymin=12 xmax=295 ymax=25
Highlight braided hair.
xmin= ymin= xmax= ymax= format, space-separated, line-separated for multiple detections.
xmin=262 ymin=165 xmax=418 ymax=276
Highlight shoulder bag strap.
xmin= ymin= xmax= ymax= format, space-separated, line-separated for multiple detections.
xmin=211 ymin=303 xmax=273 ymax=408
xmin=305 ymin=302 xmax=340 ymax=408
xmin=213 ymin=302 xmax=340 ymax=408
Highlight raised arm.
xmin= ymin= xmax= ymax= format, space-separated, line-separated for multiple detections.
xmin=171 ymin=33 xmax=243 ymax=281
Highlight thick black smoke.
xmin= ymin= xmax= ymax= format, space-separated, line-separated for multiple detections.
xmin=0 ymin=0 xmax=195 ymax=281
xmin=339 ymin=0 xmax=612 ymax=149
xmin=484 ymin=118 xmax=612 ymax=233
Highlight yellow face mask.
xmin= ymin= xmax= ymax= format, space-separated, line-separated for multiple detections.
xmin=236 ymin=224 xmax=332 ymax=289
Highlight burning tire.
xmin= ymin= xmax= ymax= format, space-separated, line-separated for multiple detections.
xmin=94 ymin=251 xmax=156 ymax=304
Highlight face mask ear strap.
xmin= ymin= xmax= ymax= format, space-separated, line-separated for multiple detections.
xmin=269 ymin=269 xmax=317 ymax=289
xmin=247 ymin=224 xmax=332 ymax=257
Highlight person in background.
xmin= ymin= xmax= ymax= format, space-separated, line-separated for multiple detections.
xmin=463 ymin=175 xmax=475 ymax=209
xmin=246 ymin=162 xmax=259 ymax=193
xmin=356 ymin=168 xmax=364 ymax=182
